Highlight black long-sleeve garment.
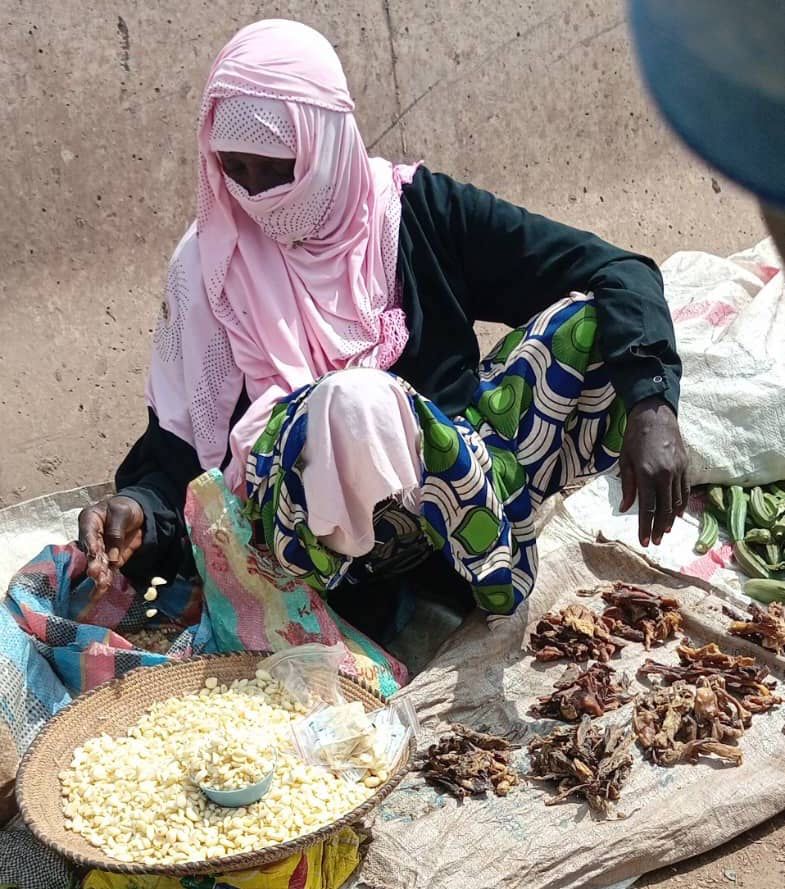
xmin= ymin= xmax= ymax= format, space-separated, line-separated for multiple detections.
xmin=117 ymin=167 xmax=681 ymax=584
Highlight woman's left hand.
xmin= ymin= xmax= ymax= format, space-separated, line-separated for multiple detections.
xmin=618 ymin=397 xmax=689 ymax=547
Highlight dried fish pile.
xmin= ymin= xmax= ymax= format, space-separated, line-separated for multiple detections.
xmin=527 ymin=716 xmax=633 ymax=816
xmin=525 ymin=583 xmax=781 ymax=802
xmin=530 ymin=584 xmax=683 ymax=663
xmin=530 ymin=663 xmax=633 ymax=722
xmin=530 ymin=604 xmax=627 ymax=663
xmin=634 ymin=676 xmax=749 ymax=766
xmin=601 ymin=583 xmax=683 ymax=648
xmin=727 ymin=601 xmax=785 ymax=655
xmin=419 ymin=724 xmax=520 ymax=799
xmin=639 ymin=643 xmax=782 ymax=714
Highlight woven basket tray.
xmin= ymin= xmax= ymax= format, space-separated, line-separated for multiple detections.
xmin=16 ymin=651 xmax=414 ymax=876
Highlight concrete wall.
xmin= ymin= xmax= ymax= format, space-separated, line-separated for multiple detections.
xmin=0 ymin=0 xmax=765 ymax=506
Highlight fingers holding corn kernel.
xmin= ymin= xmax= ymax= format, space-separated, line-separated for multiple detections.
xmin=59 ymin=667 xmax=376 ymax=865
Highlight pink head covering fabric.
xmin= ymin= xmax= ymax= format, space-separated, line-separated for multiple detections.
xmin=146 ymin=19 xmax=416 ymax=491
xmin=209 ymin=96 xmax=297 ymax=159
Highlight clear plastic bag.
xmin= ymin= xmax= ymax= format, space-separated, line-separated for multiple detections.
xmin=292 ymin=696 xmax=419 ymax=778
xmin=377 ymin=697 xmax=420 ymax=739
xmin=291 ymin=701 xmax=372 ymax=771
xmin=368 ymin=698 xmax=419 ymax=768
xmin=258 ymin=643 xmax=346 ymax=707
xmin=258 ymin=644 xmax=419 ymax=779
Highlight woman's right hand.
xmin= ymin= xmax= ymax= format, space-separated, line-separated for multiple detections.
xmin=78 ymin=496 xmax=145 ymax=592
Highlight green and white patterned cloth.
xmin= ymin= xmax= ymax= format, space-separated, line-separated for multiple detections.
xmin=246 ymin=293 xmax=626 ymax=615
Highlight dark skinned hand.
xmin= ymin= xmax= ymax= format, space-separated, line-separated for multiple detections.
xmin=619 ymin=397 xmax=689 ymax=547
xmin=78 ymin=496 xmax=145 ymax=593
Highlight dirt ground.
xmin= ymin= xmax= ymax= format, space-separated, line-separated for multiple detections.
xmin=640 ymin=811 xmax=785 ymax=889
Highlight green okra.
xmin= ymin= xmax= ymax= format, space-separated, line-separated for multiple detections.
xmin=749 ymin=486 xmax=778 ymax=528
xmin=744 ymin=578 xmax=785 ymax=604
xmin=744 ymin=527 xmax=773 ymax=545
xmin=706 ymin=486 xmax=726 ymax=514
xmin=733 ymin=541 xmax=771 ymax=579
xmin=694 ymin=511 xmax=719 ymax=554
xmin=727 ymin=486 xmax=748 ymax=542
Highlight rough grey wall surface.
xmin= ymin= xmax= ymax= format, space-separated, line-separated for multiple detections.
xmin=0 ymin=0 xmax=765 ymax=505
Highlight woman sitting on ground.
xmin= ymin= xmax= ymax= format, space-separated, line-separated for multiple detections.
xmin=78 ymin=19 xmax=688 ymax=639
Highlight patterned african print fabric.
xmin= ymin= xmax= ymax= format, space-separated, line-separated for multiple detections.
xmin=245 ymin=293 xmax=627 ymax=615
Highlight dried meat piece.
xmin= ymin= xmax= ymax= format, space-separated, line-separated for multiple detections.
xmin=633 ymin=677 xmax=747 ymax=766
xmin=728 ymin=601 xmax=785 ymax=655
xmin=659 ymin=738 xmax=744 ymax=766
xmin=418 ymin=725 xmax=520 ymax=799
xmin=639 ymin=642 xmax=782 ymax=714
xmin=530 ymin=662 xmax=633 ymax=722
xmin=601 ymin=582 xmax=683 ymax=649
xmin=527 ymin=716 xmax=633 ymax=816
xmin=678 ymin=642 xmax=758 ymax=670
xmin=575 ymin=583 xmax=618 ymax=599
xmin=451 ymin=723 xmax=517 ymax=751
xmin=530 ymin=604 xmax=627 ymax=663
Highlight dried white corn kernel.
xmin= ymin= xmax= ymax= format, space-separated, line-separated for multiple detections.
xmin=151 ymin=576 xmax=167 ymax=586
xmin=59 ymin=660 xmax=375 ymax=866
xmin=145 ymin=608 xmax=158 ymax=619
xmin=191 ymin=735 xmax=275 ymax=791
xmin=143 ymin=587 xmax=158 ymax=602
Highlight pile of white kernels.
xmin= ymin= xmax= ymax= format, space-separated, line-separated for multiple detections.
xmin=190 ymin=728 xmax=276 ymax=791
xmin=59 ymin=667 xmax=374 ymax=865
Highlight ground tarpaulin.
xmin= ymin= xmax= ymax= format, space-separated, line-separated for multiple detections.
xmin=356 ymin=513 xmax=785 ymax=889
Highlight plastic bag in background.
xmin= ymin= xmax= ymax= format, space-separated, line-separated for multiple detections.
xmin=259 ymin=644 xmax=347 ymax=707
xmin=339 ymin=699 xmax=420 ymax=784
xmin=664 ymin=237 xmax=785 ymax=485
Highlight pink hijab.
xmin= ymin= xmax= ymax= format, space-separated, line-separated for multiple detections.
xmin=146 ymin=20 xmax=415 ymax=490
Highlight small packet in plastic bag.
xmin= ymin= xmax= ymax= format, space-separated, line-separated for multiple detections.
xmin=368 ymin=698 xmax=419 ymax=767
xmin=348 ymin=698 xmax=420 ymax=782
xmin=291 ymin=701 xmax=373 ymax=771
xmin=378 ymin=697 xmax=420 ymax=740
xmin=292 ymin=696 xmax=419 ymax=781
